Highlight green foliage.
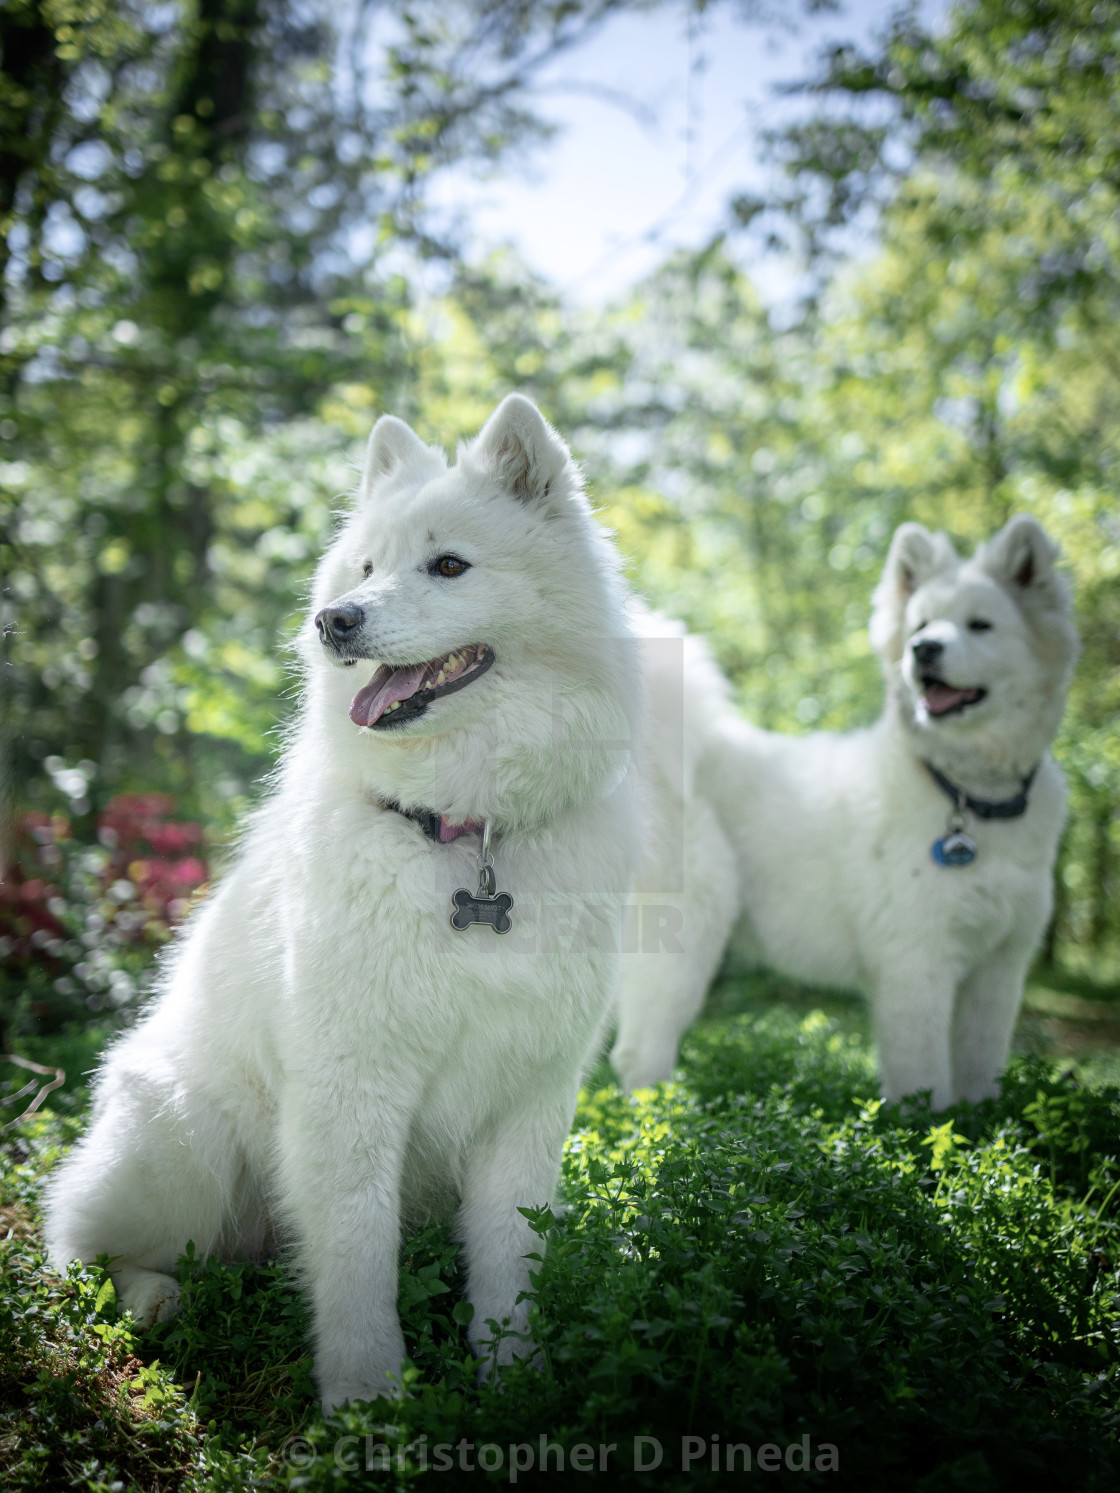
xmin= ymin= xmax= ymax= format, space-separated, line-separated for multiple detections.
xmin=0 ymin=0 xmax=657 ymax=832
xmin=0 ymin=1115 xmax=212 ymax=1492
xmin=4 ymin=991 xmax=1120 ymax=1491
xmin=145 ymin=1245 xmax=317 ymax=1449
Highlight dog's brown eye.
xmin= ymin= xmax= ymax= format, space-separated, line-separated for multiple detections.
xmin=432 ymin=554 xmax=469 ymax=578
xmin=362 ymin=561 xmax=373 ymax=578
xmin=968 ymin=619 xmax=992 ymax=632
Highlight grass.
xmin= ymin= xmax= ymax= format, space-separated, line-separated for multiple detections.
xmin=2 ymin=974 xmax=1120 ymax=1490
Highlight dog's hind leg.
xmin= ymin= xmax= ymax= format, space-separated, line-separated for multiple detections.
xmin=952 ymin=941 xmax=1034 ymax=1104
xmin=612 ymin=909 xmax=728 ymax=1090
xmin=611 ymin=800 xmax=738 ymax=1091
xmin=112 ymin=1264 xmax=182 ymax=1325
xmin=44 ymin=1065 xmax=263 ymax=1324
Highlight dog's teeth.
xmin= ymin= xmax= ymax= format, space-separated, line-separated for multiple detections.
xmin=435 ymin=669 xmax=446 ymax=685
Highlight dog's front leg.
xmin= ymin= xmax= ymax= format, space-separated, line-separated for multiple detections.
xmin=952 ymin=941 xmax=1034 ymax=1104
xmin=277 ymin=1084 xmax=411 ymax=1414
xmin=458 ymin=1080 xmax=575 ymax=1376
xmin=871 ymin=968 xmax=958 ymax=1111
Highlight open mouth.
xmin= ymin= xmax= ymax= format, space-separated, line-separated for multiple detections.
xmin=920 ymin=676 xmax=988 ymax=718
xmin=348 ymin=644 xmax=494 ymax=729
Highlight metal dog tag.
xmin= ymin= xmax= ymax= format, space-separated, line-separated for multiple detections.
xmin=931 ymin=831 xmax=977 ymax=868
xmin=451 ymin=882 xmax=513 ymax=933
xmin=450 ymin=821 xmax=513 ymax=934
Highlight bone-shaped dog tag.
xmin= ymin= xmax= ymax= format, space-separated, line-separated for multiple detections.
xmin=450 ymin=824 xmax=514 ymax=934
xmin=451 ymin=886 xmax=513 ymax=934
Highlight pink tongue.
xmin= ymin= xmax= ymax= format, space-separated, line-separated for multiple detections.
xmin=350 ymin=662 xmax=428 ymax=726
xmin=924 ymin=681 xmax=972 ymax=715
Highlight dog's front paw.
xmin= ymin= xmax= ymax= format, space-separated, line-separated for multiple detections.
xmin=610 ymin=1039 xmax=673 ymax=1094
xmin=115 ymin=1268 xmax=181 ymax=1327
xmin=320 ymin=1375 xmax=404 ymax=1416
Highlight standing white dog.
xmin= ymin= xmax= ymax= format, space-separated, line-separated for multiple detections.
xmin=613 ymin=515 xmax=1078 ymax=1110
xmin=46 ymin=395 xmax=643 ymax=1412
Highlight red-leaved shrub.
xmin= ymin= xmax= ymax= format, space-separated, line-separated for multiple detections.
xmin=0 ymin=795 xmax=209 ymax=1029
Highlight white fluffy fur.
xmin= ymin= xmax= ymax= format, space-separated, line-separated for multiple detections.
xmin=613 ymin=515 xmax=1079 ymax=1110
xmin=45 ymin=395 xmax=643 ymax=1413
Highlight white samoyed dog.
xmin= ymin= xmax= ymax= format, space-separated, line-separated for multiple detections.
xmin=613 ymin=515 xmax=1078 ymax=1110
xmin=46 ymin=394 xmax=643 ymax=1412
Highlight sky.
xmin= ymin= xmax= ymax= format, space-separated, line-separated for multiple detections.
xmin=429 ymin=0 xmax=947 ymax=306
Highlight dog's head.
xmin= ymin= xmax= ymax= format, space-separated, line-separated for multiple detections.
xmin=298 ymin=395 xmax=637 ymax=824
xmin=870 ymin=515 xmax=1079 ymax=769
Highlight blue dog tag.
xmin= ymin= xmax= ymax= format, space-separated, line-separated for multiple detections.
xmin=932 ymin=831 xmax=976 ymax=867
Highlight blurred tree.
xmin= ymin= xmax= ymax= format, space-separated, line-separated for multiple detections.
xmin=0 ymin=0 xmax=675 ymax=835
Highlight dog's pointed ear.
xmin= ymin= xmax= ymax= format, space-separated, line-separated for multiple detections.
xmin=978 ymin=515 xmax=1066 ymax=607
xmin=885 ymin=522 xmax=945 ymax=596
xmin=869 ymin=523 xmax=956 ymax=660
xmin=361 ymin=415 xmax=442 ymax=495
xmin=471 ymin=394 xmax=573 ymax=507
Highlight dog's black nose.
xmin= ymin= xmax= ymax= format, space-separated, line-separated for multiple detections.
xmin=315 ymin=603 xmax=364 ymax=645
xmin=912 ymin=638 xmax=944 ymax=668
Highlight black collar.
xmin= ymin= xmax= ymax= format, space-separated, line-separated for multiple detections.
xmin=923 ymin=761 xmax=1038 ymax=821
xmin=385 ymin=801 xmax=443 ymax=841
xmin=379 ymin=798 xmax=485 ymax=844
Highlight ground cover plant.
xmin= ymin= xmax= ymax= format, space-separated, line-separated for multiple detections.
xmin=3 ymin=977 xmax=1119 ymax=1492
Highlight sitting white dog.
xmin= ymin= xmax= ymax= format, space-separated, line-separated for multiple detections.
xmin=613 ymin=515 xmax=1079 ymax=1110
xmin=46 ymin=395 xmax=643 ymax=1412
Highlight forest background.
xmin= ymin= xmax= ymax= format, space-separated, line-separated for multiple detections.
xmin=1 ymin=0 xmax=1118 ymax=1042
